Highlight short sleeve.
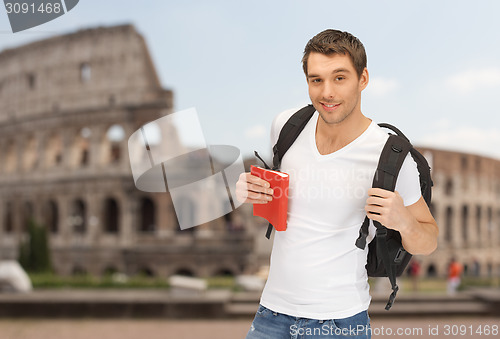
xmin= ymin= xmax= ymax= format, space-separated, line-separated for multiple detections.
xmin=394 ymin=153 xmax=422 ymax=206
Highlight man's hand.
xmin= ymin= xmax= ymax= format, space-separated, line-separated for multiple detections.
xmin=235 ymin=173 xmax=274 ymax=204
xmin=365 ymin=187 xmax=438 ymax=255
xmin=365 ymin=188 xmax=412 ymax=233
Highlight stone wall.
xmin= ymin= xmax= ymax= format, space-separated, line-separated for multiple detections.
xmin=0 ymin=24 xmax=255 ymax=278
xmin=415 ymin=147 xmax=500 ymax=278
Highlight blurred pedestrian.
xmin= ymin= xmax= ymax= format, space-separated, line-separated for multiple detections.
xmin=447 ymin=258 xmax=462 ymax=295
xmin=408 ymin=259 xmax=421 ymax=292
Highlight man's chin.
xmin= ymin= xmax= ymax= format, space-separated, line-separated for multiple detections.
xmin=318 ymin=111 xmax=350 ymax=125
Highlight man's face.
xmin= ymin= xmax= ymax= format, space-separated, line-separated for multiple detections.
xmin=306 ymin=52 xmax=368 ymax=125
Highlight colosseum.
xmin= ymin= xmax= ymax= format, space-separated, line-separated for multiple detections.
xmin=415 ymin=147 xmax=500 ymax=278
xmin=0 ymin=24 xmax=255 ymax=278
xmin=0 ymin=24 xmax=498 ymax=281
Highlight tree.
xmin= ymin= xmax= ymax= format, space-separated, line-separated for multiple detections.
xmin=18 ymin=219 xmax=52 ymax=273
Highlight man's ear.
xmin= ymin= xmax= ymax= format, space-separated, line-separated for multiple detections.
xmin=359 ymin=67 xmax=369 ymax=91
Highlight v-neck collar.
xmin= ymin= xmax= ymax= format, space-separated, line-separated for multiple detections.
xmin=309 ymin=112 xmax=374 ymax=159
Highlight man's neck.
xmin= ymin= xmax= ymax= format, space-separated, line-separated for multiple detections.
xmin=315 ymin=111 xmax=371 ymax=155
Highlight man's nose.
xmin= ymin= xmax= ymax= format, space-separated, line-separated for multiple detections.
xmin=322 ymin=81 xmax=335 ymax=99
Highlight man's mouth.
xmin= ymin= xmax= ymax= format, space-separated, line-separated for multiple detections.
xmin=321 ymin=102 xmax=340 ymax=110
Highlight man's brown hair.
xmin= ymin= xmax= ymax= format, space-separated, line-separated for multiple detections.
xmin=302 ymin=29 xmax=367 ymax=78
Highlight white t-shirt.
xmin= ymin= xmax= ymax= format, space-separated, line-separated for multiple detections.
xmin=259 ymin=108 xmax=421 ymax=320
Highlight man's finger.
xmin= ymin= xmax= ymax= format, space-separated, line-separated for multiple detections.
xmin=365 ymin=204 xmax=383 ymax=215
xmin=366 ymin=196 xmax=384 ymax=206
xmin=368 ymin=188 xmax=392 ymax=198
xmin=247 ymin=182 xmax=274 ymax=195
xmin=244 ymin=173 xmax=271 ymax=188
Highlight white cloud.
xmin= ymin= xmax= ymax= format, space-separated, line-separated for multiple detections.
xmin=366 ymin=77 xmax=399 ymax=96
xmin=430 ymin=118 xmax=452 ymax=131
xmin=245 ymin=124 xmax=267 ymax=139
xmin=446 ymin=68 xmax=500 ymax=93
xmin=417 ymin=126 xmax=500 ymax=160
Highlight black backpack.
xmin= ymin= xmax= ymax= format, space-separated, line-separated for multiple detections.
xmin=263 ymin=104 xmax=433 ymax=310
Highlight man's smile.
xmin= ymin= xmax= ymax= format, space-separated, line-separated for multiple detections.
xmin=320 ymin=102 xmax=340 ymax=111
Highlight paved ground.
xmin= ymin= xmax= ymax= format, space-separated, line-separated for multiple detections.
xmin=0 ymin=317 xmax=498 ymax=339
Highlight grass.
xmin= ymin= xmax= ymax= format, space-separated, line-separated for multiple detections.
xmin=29 ymin=273 xmax=240 ymax=290
xmin=29 ymin=273 xmax=498 ymax=292
xmin=29 ymin=273 xmax=170 ymax=289
xmin=206 ymin=276 xmax=238 ymax=290
xmin=369 ymin=276 xmax=499 ymax=294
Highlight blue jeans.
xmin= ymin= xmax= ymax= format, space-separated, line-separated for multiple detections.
xmin=245 ymin=305 xmax=371 ymax=339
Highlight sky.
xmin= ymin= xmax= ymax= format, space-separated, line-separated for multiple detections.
xmin=1 ymin=0 xmax=500 ymax=161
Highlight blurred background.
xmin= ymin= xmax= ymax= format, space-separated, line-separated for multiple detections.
xmin=0 ymin=1 xmax=499 ymax=338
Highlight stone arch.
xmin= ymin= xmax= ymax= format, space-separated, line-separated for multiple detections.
xmin=487 ymin=207 xmax=493 ymax=239
xmin=70 ymin=199 xmax=87 ymax=234
xmin=103 ymin=266 xmax=119 ymax=276
xmin=27 ymin=72 xmax=36 ymax=90
xmin=475 ymin=157 xmax=481 ymax=172
xmin=139 ymin=196 xmax=156 ymax=233
xmin=476 ymin=205 xmax=482 ymax=244
xmin=174 ymin=268 xmax=195 ymax=277
xmin=22 ymin=201 xmax=34 ymax=232
xmin=487 ymin=262 xmax=493 ymax=277
xmin=137 ymin=266 xmax=155 ymax=277
xmin=444 ymin=178 xmax=454 ymax=196
xmin=461 ymin=205 xmax=469 ymax=244
xmin=46 ymin=132 xmax=63 ymax=168
xmin=108 ymin=94 xmax=116 ymax=106
xmin=445 ymin=206 xmax=453 ymax=243
xmin=72 ymin=266 xmax=87 ymax=276
xmin=3 ymin=201 xmax=13 ymax=233
xmin=80 ymin=62 xmax=91 ymax=83
xmin=101 ymin=124 xmax=125 ymax=165
xmin=70 ymin=127 xmax=91 ymax=167
xmin=23 ymin=134 xmax=38 ymax=171
xmin=498 ymin=209 xmax=500 ymax=245
xmin=471 ymin=260 xmax=481 ymax=277
xmin=5 ymin=139 xmax=17 ymax=173
xmin=43 ymin=200 xmax=59 ymax=234
xmin=214 ymin=268 xmax=235 ymax=277
xmin=461 ymin=155 xmax=468 ymax=171
xmin=103 ymin=197 xmax=119 ymax=233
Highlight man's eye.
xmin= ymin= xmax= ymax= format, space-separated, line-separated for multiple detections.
xmin=335 ymin=76 xmax=345 ymax=81
xmin=311 ymin=79 xmax=321 ymax=83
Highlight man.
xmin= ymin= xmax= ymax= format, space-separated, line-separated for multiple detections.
xmin=236 ymin=29 xmax=438 ymax=339
xmin=447 ymin=258 xmax=462 ymax=295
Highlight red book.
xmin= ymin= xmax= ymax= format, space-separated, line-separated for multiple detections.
xmin=250 ymin=165 xmax=290 ymax=232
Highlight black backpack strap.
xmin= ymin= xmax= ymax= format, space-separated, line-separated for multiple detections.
xmin=265 ymin=225 xmax=273 ymax=239
xmin=369 ymin=123 xmax=434 ymax=309
xmin=409 ymin=148 xmax=433 ymax=204
xmin=376 ymin=227 xmax=399 ymax=310
xmin=375 ymin=134 xmax=412 ymax=310
xmin=265 ymin=104 xmax=316 ymax=239
xmin=356 ymin=134 xmax=412 ymax=249
xmin=271 ymin=104 xmax=316 ymax=170
xmin=355 ymin=133 xmax=412 ymax=310
xmin=355 ymin=216 xmax=370 ymax=249
xmin=377 ymin=123 xmax=410 ymax=142
xmin=373 ymin=134 xmax=412 ymax=191
xmin=378 ymin=123 xmax=433 ymax=204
